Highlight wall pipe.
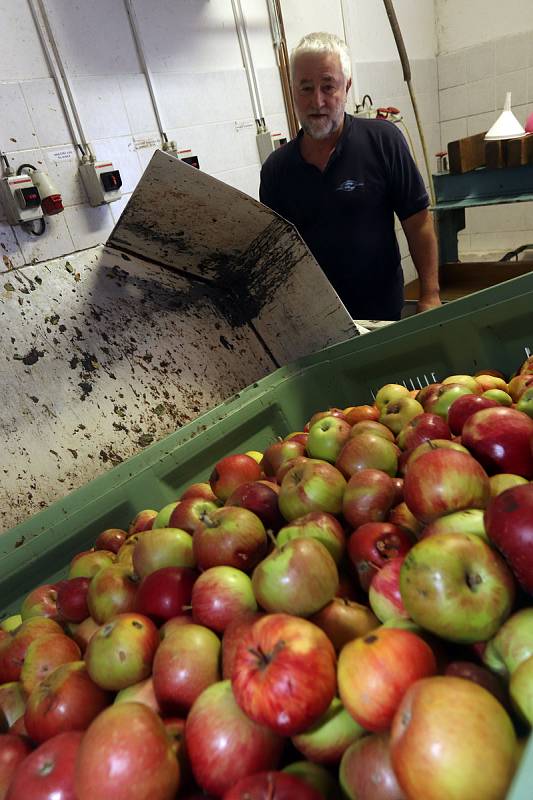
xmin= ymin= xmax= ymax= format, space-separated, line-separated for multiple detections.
xmin=266 ymin=0 xmax=299 ymax=139
xmin=231 ymin=0 xmax=265 ymax=132
xmin=123 ymin=0 xmax=169 ymax=145
xmin=27 ymin=0 xmax=86 ymax=156
xmin=30 ymin=0 xmax=92 ymax=158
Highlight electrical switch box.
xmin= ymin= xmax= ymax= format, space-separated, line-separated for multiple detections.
xmin=79 ymin=161 xmax=122 ymax=206
xmin=0 ymin=175 xmax=43 ymax=225
xmin=177 ymin=150 xmax=200 ymax=169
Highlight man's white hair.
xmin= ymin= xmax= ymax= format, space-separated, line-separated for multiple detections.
xmin=290 ymin=32 xmax=352 ymax=82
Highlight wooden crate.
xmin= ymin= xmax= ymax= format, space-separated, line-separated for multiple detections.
xmin=405 ymin=261 xmax=533 ymax=302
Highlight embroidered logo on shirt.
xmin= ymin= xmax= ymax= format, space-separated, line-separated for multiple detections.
xmin=336 ymin=179 xmax=365 ymax=191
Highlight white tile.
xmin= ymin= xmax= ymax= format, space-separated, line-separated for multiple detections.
xmin=0 ymin=1 xmax=49 ymax=80
xmin=264 ymin=113 xmax=290 ymax=143
xmin=257 ymin=68 xmax=285 ymax=116
xmin=438 ymin=52 xmax=466 ymax=90
xmin=14 ymin=211 xmax=75 ymax=265
xmin=439 ymin=85 xmax=468 ymax=121
xmin=416 ymin=92 xmax=440 ymax=125
xmin=465 ymin=43 xmax=495 ymax=84
xmin=0 ymin=83 xmax=38 ymax=151
xmin=469 ymin=231 xmax=529 ymax=253
xmin=41 ymin=146 xmax=87 ymax=207
xmin=440 ymin=118 xmax=468 ymax=149
xmin=71 ymin=77 xmax=131 ymax=142
xmin=494 ymin=71 xmax=528 ymax=110
xmin=467 ymin=79 xmax=495 ymax=116
xmin=109 ymin=193 xmax=132 ymax=225
xmin=495 ymin=34 xmax=530 ymax=75
xmin=401 ymin=255 xmax=416 ymax=285
xmin=135 ymin=139 xmax=162 ymax=171
xmin=166 ymin=121 xmax=259 ymax=176
xmin=512 ymin=104 xmax=533 ymax=127
xmin=118 ymin=75 xmax=159 ymax=136
xmin=20 ymin=78 xmax=73 ymax=149
xmin=64 ymin=204 xmax=115 ymax=251
xmin=44 ymin=0 xmax=140 ymax=77
xmin=90 ymin=138 xmax=143 ymax=195
xmin=467 ymin=112 xmax=496 ymax=136
xmin=528 ymin=68 xmax=533 ymax=103
xmin=382 ymin=61 xmax=407 ymax=98
xmin=0 ymin=223 xmax=25 ymax=271
xmin=412 ymin=59 xmax=438 ymax=95
xmin=3 ymin=145 xmax=46 ymax=175
xmin=466 ymin=204 xmax=527 ymax=234
xmin=213 ymin=165 xmax=261 ymax=200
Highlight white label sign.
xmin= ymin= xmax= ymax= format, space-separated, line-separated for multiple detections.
xmin=49 ymin=147 xmax=76 ymax=162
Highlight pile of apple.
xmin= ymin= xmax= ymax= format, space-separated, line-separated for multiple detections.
xmin=1 ymin=358 xmax=533 ymax=800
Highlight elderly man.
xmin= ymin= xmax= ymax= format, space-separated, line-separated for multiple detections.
xmin=259 ymin=31 xmax=441 ymax=321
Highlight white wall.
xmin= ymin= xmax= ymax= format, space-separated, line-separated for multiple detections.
xmin=436 ymin=0 xmax=533 ymax=53
xmin=349 ymin=0 xmax=437 ymax=62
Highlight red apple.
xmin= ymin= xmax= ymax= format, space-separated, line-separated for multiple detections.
xmin=180 ymin=482 xmax=218 ymax=502
xmin=0 ymin=618 xmax=63 ymax=683
xmin=387 ymin=502 xmax=422 ymax=538
xmin=424 ymin=383 xmax=475 ymax=419
xmin=444 ymin=661 xmax=508 ymax=707
xmin=401 ymin=438 xmax=469 ymax=474
xmin=135 ymin=566 xmax=197 ymax=623
xmin=447 ymin=394 xmax=499 ymax=436
xmin=231 ymin=613 xmax=337 ymax=736
xmin=6 ymin=730 xmax=83 ymax=800
xmin=210 ymin=454 xmax=262 ymax=502
xmin=308 ymin=408 xmax=348 ymax=428
xmin=335 ymin=434 xmax=398 ymax=478
xmin=69 ymin=617 xmax=100 ymax=653
xmin=168 ymin=497 xmax=219 ymax=534
xmin=20 ymin=584 xmax=60 ymax=622
xmin=0 ymin=683 xmax=26 ymax=730
xmin=226 ymin=481 xmax=284 ymax=532
xmin=24 ymin=660 xmax=111 ymax=743
xmin=128 ymin=509 xmax=157 ymax=535
xmin=403 ymin=448 xmax=490 ymax=524
xmin=84 ymin=613 xmax=159 ymax=691
xmin=193 ymin=506 xmax=267 ymax=572
xmin=222 ymin=611 xmax=264 ymax=679
xmin=185 ymin=680 xmax=284 ymax=797
xmin=94 ymin=528 xmax=127 ymax=553
xmin=278 ymin=460 xmax=346 ymax=520
xmin=484 ymin=483 xmax=533 ymax=593
xmin=56 ymin=577 xmax=90 ymax=623
xmin=309 ymin=598 xmax=379 ymax=652
xmin=21 ymin=634 xmax=81 ymax=695
xmin=223 ymin=771 xmax=322 ymax=799
xmin=343 ymin=470 xmax=399 ymax=532
xmin=338 ymin=627 xmax=436 ymax=731
xmin=397 ymin=412 xmax=451 ymax=450
xmin=191 ymin=566 xmax=257 ymax=633
xmin=68 ymin=549 xmax=115 ymax=579
xmin=390 ymin=676 xmax=517 ymax=800
xmin=344 ymin=405 xmax=380 ymax=425
xmin=114 ymin=676 xmax=160 ymax=714
xmin=339 ymin=732 xmax=406 ymax=800
xmin=0 ymin=733 xmax=32 ymax=798
xmin=369 ymin=556 xmax=409 ymax=622
xmin=462 ymin=406 xmax=533 ymax=478
xmin=152 ymin=623 xmax=221 ymax=715
xmin=74 ymin=703 xmax=180 ymax=800
xmin=349 ymin=420 xmax=395 ymax=441
xmin=261 ymin=440 xmax=307 ymax=480
xmin=347 ymin=522 xmax=414 ymax=591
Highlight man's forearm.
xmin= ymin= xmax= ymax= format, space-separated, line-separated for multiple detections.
xmin=402 ymin=209 xmax=441 ymax=311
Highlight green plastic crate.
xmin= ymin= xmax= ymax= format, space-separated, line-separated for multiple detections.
xmin=1 ymin=271 xmax=532 ymax=798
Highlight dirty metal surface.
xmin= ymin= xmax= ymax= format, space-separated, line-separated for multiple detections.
xmin=0 ymin=245 xmax=274 ymax=533
xmin=109 ymin=150 xmax=357 ymax=363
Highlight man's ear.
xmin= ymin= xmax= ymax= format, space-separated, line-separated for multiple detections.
xmin=346 ymin=77 xmax=352 ymax=95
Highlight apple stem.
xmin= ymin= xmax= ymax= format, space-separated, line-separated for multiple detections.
xmin=266 ymin=529 xmax=278 ymax=549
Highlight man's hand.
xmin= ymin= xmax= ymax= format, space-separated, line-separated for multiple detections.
xmin=417 ymin=290 xmax=442 ymax=314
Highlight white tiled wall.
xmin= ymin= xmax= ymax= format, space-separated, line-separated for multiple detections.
xmin=438 ymin=31 xmax=533 ymax=258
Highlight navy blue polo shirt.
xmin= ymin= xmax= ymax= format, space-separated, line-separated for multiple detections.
xmin=259 ymin=114 xmax=429 ymax=320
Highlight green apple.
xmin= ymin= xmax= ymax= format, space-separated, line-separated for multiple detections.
xmin=400 ymin=532 xmax=515 ymax=643
xmin=276 ymin=511 xmax=345 ymax=564
xmin=291 ymin=696 xmax=365 ymax=764
xmin=442 ymin=374 xmax=482 ymax=393
xmin=425 ymin=384 xmax=474 ymax=419
xmin=87 ymin=564 xmax=139 ymax=624
xmin=374 ymin=383 xmax=410 ymax=411
xmin=379 ymin=397 xmax=424 ymax=435
xmin=516 ymin=386 xmax=533 ymax=418
xmin=279 ymin=459 xmax=346 ymax=520
xmin=482 ymin=608 xmax=533 ymax=678
xmin=132 ymin=527 xmax=195 ymax=578
xmin=510 ymin=655 xmax=533 ymax=725
xmin=68 ymin=549 xmax=115 ymax=579
xmin=489 ymin=473 xmax=528 ymax=497
xmin=251 ymin=538 xmax=338 ymax=617
xmin=0 ymin=615 xmax=22 ymax=633
xmin=482 ymin=389 xmax=513 ymax=406
xmin=153 ymin=501 xmax=180 ymax=529
xmin=421 ymin=508 xmax=488 ymax=542
xmin=306 ymin=415 xmax=352 ymax=463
